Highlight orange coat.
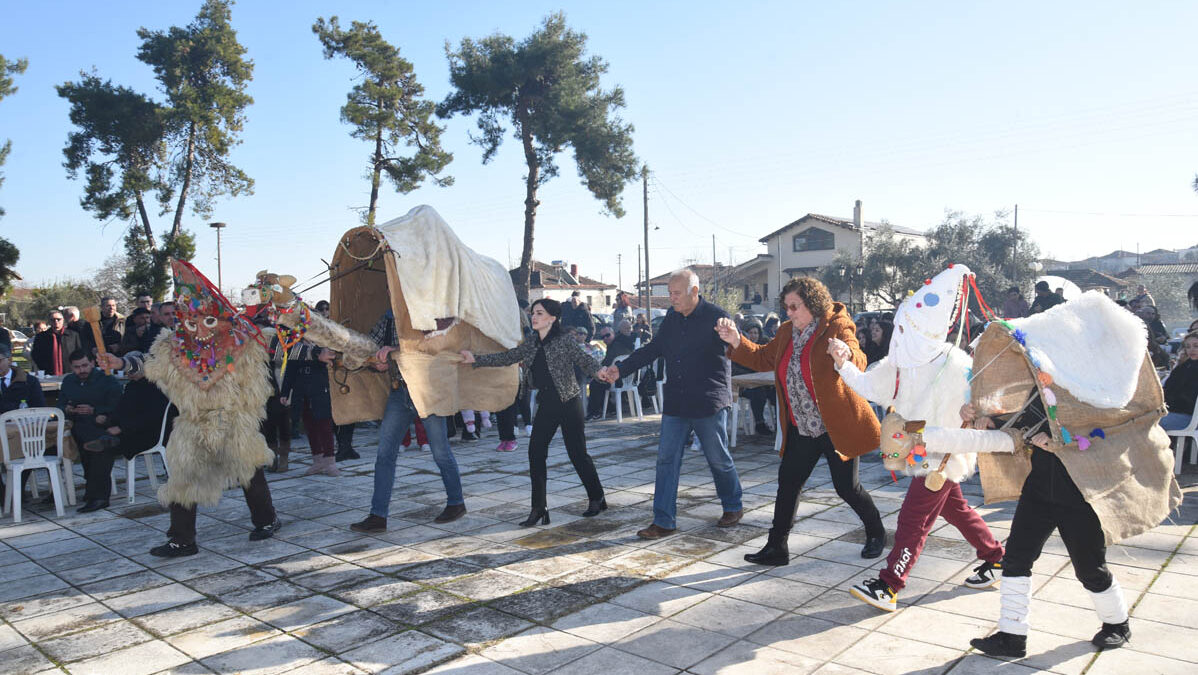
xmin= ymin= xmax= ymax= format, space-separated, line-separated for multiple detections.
xmin=729 ymin=303 xmax=880 ymax=459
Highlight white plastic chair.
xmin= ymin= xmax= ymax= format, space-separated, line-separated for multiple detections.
xmin=1166 ymin=407 xmax=1198 ymax=475
xmin=1 ymin=408 xmax=67 ymax=521
xmin=654 ymin=363 xmax=667 ymax=415
xmin=123 ymin=405 xmax=173 ymax=504
xmin=602 ymin=356 xmax=643 ymax=422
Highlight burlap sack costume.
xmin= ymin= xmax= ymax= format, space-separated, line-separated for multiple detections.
xmin=968 ymin=292 xmax=1182 ymax=544
xmin=266 ymin=205 xmax=520 ymax=423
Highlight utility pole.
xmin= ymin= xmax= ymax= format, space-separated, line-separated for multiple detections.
xmin=636 ymin=244 xmax=642 ymax=312
xmin=1012 ymin=204 xmax=1018 ymax=276
xmin=642 ymin=165 xmax=650 ymax=317
xmin=617 ymin=253 xmax=622 ymax=291
xmin=209 ymin=222 xmax=227 ymax=294
xmin=712 ymin=234 xmax=718 ymax=298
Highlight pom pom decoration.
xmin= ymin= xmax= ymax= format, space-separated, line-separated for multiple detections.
xmin=923 ymin=292 xmax=940 ymax=307
xmin=1077 ymin=437 xmax=1091 ymax=451
xmin=1042 ymin=388 xmax=1057 ymax=407
xmin=1090 ymin=428 xmax=1105 ymax=439
xmin=1037 ymin=372 xmax=1053 ymax=387
xmin=1047 ymin=406 xmax=1057 ymax=420
xmin=1011 ymin=329 xmax=1027 ymax=347
xmin=1061 ymin=428 xmax=1073 ymax=444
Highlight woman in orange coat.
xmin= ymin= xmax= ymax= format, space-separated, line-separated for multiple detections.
xmin=717 ymin=277 xmax=884 ymax=565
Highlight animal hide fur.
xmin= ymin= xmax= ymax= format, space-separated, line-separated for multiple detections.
xmin=144 ymin=329 xmax=274 ymax=508
xmin=275 ymin=307 xmax=378 ymax=371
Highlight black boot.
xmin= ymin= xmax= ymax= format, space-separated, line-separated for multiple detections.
xmin=1091 ymin=621 xmax=1130 ymax=649
xmin=519 ymin=507 xmax=550 ymax=527
xmin=861 ymin=532 xmax=886 ymax=559
xmin=744 ymin=534 xmax=790 ymax=566
xmin=970 ymin=631 xmax=1027 ymax=657
xmin=582 ymin=498 xmax=607 ymax=517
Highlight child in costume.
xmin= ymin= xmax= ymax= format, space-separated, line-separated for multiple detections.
xmin=106 ymin=260 xmax=282 ymax=557
xmin=921 ymin=292 xmax=1181 ymax=656
xmin=829 ymin=264 xmax=1010 ymax=612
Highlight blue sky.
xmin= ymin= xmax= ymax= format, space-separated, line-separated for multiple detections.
xmin=1 ymin=1 xmax=1196 ymax=302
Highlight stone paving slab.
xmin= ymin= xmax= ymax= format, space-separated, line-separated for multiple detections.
xmin=0 ymin=415 xmax=1193 ymax=674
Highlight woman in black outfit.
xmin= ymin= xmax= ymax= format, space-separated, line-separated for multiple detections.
xmin=460 ymin=298 xmax=606 ymax=526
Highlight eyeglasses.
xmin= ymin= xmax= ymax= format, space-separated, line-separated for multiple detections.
xmin=51 ymin=317 xmax=64 ymax=322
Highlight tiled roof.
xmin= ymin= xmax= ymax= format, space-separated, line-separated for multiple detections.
xmin=1044 ymin=268 xmax=1129 ymax=288
xmin=515 ymin=260 xmax=615 ymax=290
xmin=757 ymin=213 xmax=924 ymax=243
xmin=1122 ymin=263 xmax=1198 ymax=275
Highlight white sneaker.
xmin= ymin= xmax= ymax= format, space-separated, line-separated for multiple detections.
xmin=963 ymin=561 xmax=1002 ymax=589
xmin=420 ymin=444 xmax=431 ymax=452
xmin=524 ymin=425 xmax=533 ymax=436
xmin=849 ymin=577 xmax=897 ymax=612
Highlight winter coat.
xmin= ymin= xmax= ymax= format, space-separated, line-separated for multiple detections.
xmin=31 ymin=329 xmax=84 ymax=374
xmin=1164 ymin=359 xmax=1198 ymax=417
xmin=473 ymin=331 xmax=601 ymax=404
xmin=0 ymin=367 xmax=46 ymax=413
xmin=728 ymin=304 xmax=880 ymax=459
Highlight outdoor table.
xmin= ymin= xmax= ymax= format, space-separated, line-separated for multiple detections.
xmin=730 ymin=371 xmax=781 ymax=451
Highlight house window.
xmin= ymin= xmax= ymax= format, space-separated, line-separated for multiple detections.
xmin=763 ymin=282 xmax=768 ymax=299
xmin=792 ymin=227 xmax=833 ymax=252
xmin=743 ymin=284 xmax=750 ymax=300
xmin=605 ymin=295 xmax=611 ymax=305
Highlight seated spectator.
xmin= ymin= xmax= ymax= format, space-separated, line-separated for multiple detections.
xmin=57 ymin=350 xmax=123 ymax=512
xmin=586 ymin=325 xmax=636 ymax=420
xmin=1161 ymin=332 xmax=1198 ymax=430
xmin=83 ymin=359 xmax=175 ymax=509
xmin=1136 ymin=305 xmax=1169 ymax=345
xmin=1001 ymin=286 xmax=1029 ymax=319
xmin=863 ymin=320 xmax=893 ymax=365
xmin=734 ymin=320 xmax=774 ymax=435
xmin=97 ymin=296 xmax=124 ymax=354
xmin=1029 ymin=281 xmax=1064 ymax=315
xmin=0 ymin=344 xmax=47 ymax=506
xmin=31 ymin=310 xmax=83 ymax=375
xmin=119 ymin=307 xmax=155 ymax=354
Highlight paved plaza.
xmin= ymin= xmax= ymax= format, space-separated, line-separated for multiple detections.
xmin=0 ymin=414 xmax=1195 ymax=675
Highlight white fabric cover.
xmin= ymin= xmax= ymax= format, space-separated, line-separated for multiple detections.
xmin=1003 ymin=292 xmax=1145 ymax=409
xmin=998 ymin=574 xmax=1032 ymax=636
xmin=890 ymin=264 xmax=972 ymax=368
xmin=1089 ymin=579 xmax=1128 ymax=624
xmin=376 ymin=205 xmax=522 ymax=349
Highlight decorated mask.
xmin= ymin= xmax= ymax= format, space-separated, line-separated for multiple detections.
xmin=879 ymin=411 xmax=927 ymax=472
xmin=170 ymin=259 xmax=262 ymax=388
xmin=890 ymin=263 xmax=973 ymax=368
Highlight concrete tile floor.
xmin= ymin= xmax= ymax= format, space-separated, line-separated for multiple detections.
xmin=0 ymin=414 xmax=1194 ymax=674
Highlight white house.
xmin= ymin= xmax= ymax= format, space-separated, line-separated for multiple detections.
xmin=515 ymin=260 xmax=617 ymax=313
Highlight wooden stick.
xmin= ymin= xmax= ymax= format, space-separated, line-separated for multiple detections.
xmin=81 ymin=306 xmax=109 ymax=373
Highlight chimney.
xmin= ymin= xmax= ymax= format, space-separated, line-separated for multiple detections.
xmin=570 ymin=263 xmax=578 ymax=278
xmin=853 ymin=200 xmax=862 ymax=231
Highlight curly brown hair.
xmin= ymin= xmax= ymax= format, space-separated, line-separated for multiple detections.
xmin=780 ymin=276 xmax=833 ymax=318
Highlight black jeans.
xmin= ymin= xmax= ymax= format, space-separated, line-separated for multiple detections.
xmin=334 ymin=423 xmax=355 ymax=450
xmin=771 ymin=428 xmax=884 ymax=541
xmin=1001 ymin=448 xmax=1112 ymax=592
xmin=166 ymin=468 xmax=276 ymax=545
xmin=497 ymin=402 xmax=519 ymax=442
xmin=528 ymin=394 xmax=603 ymax=509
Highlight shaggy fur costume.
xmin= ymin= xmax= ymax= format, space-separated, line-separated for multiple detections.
xmin=144 ymin=329 xmax=274 ymax=508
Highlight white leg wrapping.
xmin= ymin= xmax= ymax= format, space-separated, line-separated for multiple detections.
xmin=923 ymin=427 xmax=1015 ymax=455
xmin=997 ymin=575 xmax=1032 ymax=636
xmin=1089 ymin=579 xmax=1128 ymax=624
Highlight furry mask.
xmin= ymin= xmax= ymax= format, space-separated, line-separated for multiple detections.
xmin=170 ymin=259 xmax=261 ymax=389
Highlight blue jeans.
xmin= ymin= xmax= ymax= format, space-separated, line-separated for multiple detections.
xmin=370 ymin=386 xmax=462 ymax=518
xmin=1160 ymin=412 xmax=1193 ymax=431
xmin=653 ymin=409 xmax=743 ymax=529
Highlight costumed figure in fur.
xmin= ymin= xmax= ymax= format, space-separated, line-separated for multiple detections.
xmin=830 ymin=264 xmax=1013 ymax=613
xmin=917 ymin=292 xmax=1182 ymax=656
xmin=104 ymin=260 xmax=282 ymax=558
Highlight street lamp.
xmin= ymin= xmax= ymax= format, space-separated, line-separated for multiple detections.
xmin=839 ymin=264 xmax=866 ymax=313
xmin=210 ymin=222 xmax=227 ymax=294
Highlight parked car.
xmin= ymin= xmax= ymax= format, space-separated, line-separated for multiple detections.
xmin=7 ymin=328 xmax=27 ymax=350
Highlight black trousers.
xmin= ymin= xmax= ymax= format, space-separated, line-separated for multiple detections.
xmin=1001 ymin=448 xmax=1112 ymax=592
xmin=166 ymin=468 xmax=276 ymax=545
xmin=334 ymin=423 xmax=355 ymax=450
xmin=771 ymin=428 xmax=884 ymax=540
xmin=79 ymin=446 xmax=138 ymax=502
xmin=497 ymin=402 xmax=518 ymax=442
xmin=528 ymin=394 xmax=603 ymax=509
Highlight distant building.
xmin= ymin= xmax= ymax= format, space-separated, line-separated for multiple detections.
xmin=513 ymin=260 xmax=617 ymax=312
xmin=1043 ymin=268 xmax=1130 ymax=296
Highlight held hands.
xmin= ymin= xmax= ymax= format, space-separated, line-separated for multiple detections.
xmin=458 ymin=350 xmax=475 ymax=365
xmin=596 ymin=366 xmax=620 ymax=384
xmin=317 ymin=349 xmax=336 ymax=365
xmin=371 ymin=346 xmax=396 ymax=371
xmin=98 ymin=353 xmax=123 ymax=371
xmin=1029 ymin=432 xmax=1052 ymax=450
xmin=714 ymin=317 xmax=740 ymax=346
xmin=826 ymin=338 xmax=852 ymax=368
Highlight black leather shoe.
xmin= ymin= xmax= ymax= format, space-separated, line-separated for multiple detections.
xmin=861 ymin=534 xmax=886 ymax=559
xmin=970 ymin=631 xmax=1027 ymax=657
xmin=249 ymin=518 xmax=282 ymax=541
xmin=582 ymin=498 xmax=607 ymax=517
xmin=77 ymin=500 xmax=109 ymax=513
xmin=350 ymin=514 xmax=387 ymax=533
xmin=519 ymin=508 xmax=550 ymax=527
xmin=334 ymin=447 xmax=360 ymax=461
xmin=434 ymin=504 xmax=467 ymax=524
xmin=83 ymin=435 xmax=121 ymax=453
xmin=150 ymin=541 xmax=198 ymax=558
xmin=755 ymin=422 xmax=772 ymax=436
xmin=744 ymin=541 xmax=790 ymax=566
xmin=1091 ymin=621 xmax=1130 ymax=649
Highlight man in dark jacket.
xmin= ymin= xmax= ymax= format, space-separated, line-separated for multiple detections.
xmin=57 ymin=350 xmax=123 ymax=512
xmin=0 ymin=344 xmax=47 ymax=507
xmin=586 ymin=325 xmax=636 ymax=419
xmin=561 ymin=291 xmax=596 ymax=341
xmin=98 ymin=297 xmax=125 ymax=353
xmin=1028 ymin=281 xmax=1064 ymax=315
xmin=31 ymin=309 xmax=84 ymax=375
xmin=83 ymin=369 xmax=175 ymax=512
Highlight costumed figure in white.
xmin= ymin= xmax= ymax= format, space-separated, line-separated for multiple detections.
xmin=105 ymin=260 xmax=282 ymax=558
xmin=921 ymin=292 xmax=1182 ymax=656
xmin=829 ymin=264 xmax=1011 ymax=612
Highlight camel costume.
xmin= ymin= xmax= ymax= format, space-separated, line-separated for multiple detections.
xmin=141 ymin=260 xmax=279 ymax=554
xmin=911 ymin=292 xmax=1182 ymax=655
xmin=836 ymin=264 xmax=1011 ymax=612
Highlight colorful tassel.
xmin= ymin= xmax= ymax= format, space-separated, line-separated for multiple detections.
xmin=1061 ymin=428 xmax=1073 ymax=444
xmin=1077 ymin=437 xmax=1091 ymax=451
xmin=1090 ymin=428 xmax=1105 ymax=439
xmin=1037 ymin=372 xmax=1053 ymax=387
xmin=1047 ymin=406 xmax=1057 ymax=420
xmin=1042 ymin=388 xmax=1057 ymax=406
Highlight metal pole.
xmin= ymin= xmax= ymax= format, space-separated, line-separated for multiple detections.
xmin=210 ymin=222 xmax=227 ymax=294
xmin=642 ymin=166 xmax=650 ymax=316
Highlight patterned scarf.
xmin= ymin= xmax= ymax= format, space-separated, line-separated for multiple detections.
xmin=786 ymin=319 xmax=826 ymax=437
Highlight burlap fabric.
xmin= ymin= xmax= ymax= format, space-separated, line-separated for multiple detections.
xmin=970 ymin=324 xmax=1182 ymax=544
xmin=324 ymin=227 xmax=517 ymax=423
